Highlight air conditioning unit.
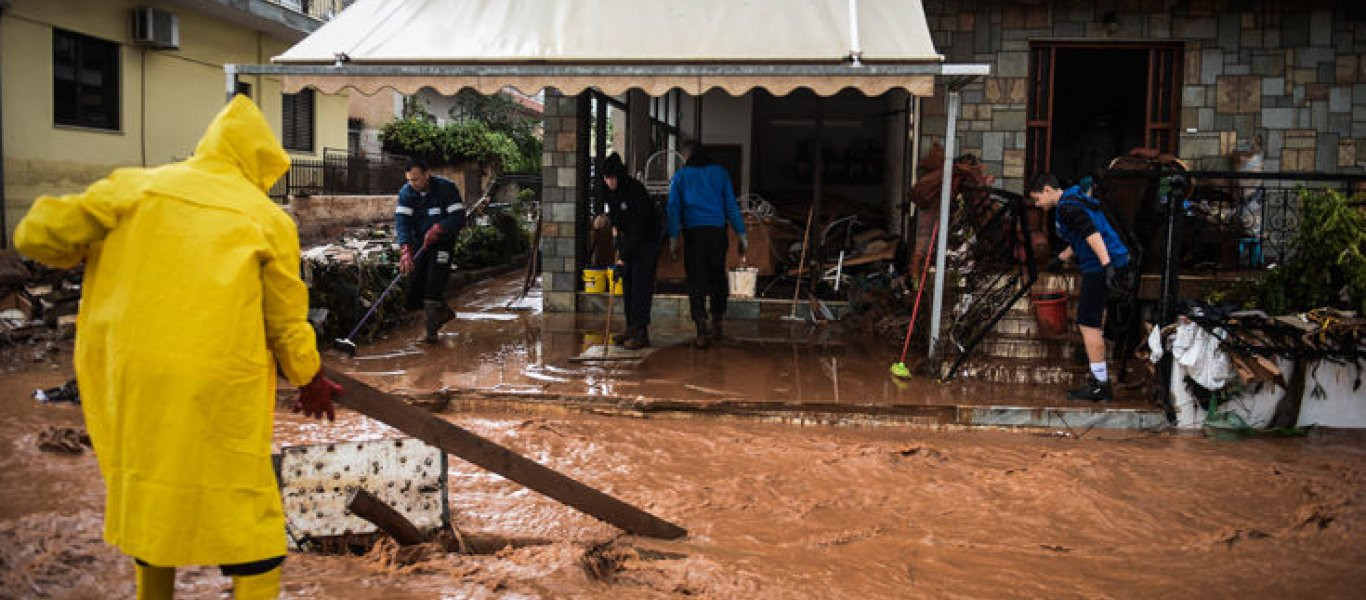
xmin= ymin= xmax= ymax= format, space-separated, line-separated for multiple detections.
xmin=132 ymin=7 xmax=178 ymax=50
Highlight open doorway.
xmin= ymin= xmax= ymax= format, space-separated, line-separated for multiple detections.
xmin=1050 ymin=49 xmax=1148 ymax=183
xmin=1026 ymin=42 xmax=1182 ymax=184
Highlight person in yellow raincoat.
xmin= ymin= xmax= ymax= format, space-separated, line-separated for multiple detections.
xmin=13 ymin=95 xmax=343 ymax=599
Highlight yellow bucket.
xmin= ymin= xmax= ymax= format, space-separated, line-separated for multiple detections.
xmin=611 ymin=273 xmax=624 ymax=295
xmin=582 ymin=268 xmax=609 ymax=294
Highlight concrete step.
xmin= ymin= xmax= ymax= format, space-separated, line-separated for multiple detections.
xmin=971 ymin=336 xmax=1077 ymax=361
xmin=950 ymin=357 xmax=1088 ymax=387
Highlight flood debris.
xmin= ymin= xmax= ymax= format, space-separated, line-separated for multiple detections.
xmin=33 ymin=379 xmax=80 ymax=405
xmin=302 ymin=226 xmax=411 ymax=348
xmin=346 ymin=488 xmax=428 ymax=546
xmin=0 ymin=254 xmax=82 ymax=349
xmin=325 ymin=368 xmax=687 ymax=540
xmin=580 ymin=537 xmax=688 ymax=583
xmin=37 ymin=426 xmax=91 ymax=454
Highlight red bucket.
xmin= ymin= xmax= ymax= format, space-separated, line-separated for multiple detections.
xmin=1030 ymin=291 xmax=1068 ymax=337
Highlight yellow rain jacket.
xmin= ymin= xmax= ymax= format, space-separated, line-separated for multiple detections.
xmin=14 ymin=95 xmax=319 ymax=566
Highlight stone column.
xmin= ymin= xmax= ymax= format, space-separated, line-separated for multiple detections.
xmin=539 ymin=92 xmax=583 ymax=312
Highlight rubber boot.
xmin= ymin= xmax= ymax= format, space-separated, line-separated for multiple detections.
xmin=710 ymin=316 xmax=724 ymax=342
xmin=231 ymin=568 xmax=281 ymax=600
xmin=624 ymin=326 xmax=649 ymax=350
xmin=136 ymin=564 xmax=175 ymax=600
xmin=613 ymin=325 xmax=634 ymax=346
xmin=423 ymin=300 xmax=455 ymax=343
xmin=692 ymin=320 xmax=711 ymax=349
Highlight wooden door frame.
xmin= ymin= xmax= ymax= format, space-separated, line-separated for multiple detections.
xmin=1025 ymin=40 xmax=1184 ymax=181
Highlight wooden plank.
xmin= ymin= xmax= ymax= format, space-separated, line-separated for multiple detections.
xmin=347 ymin=488 xmax=428 ymax=546
xmin=324 ymin=367 xmax=687 ymax=540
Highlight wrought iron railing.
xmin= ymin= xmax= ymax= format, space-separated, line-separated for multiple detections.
xmin=268 ymin=0 xmax=352 ymax=21
xmin=936 ymin=187 xmax=1039 ymax=381
xmin=1101 ymin=170 xmax=1365 ymax=272
xmin=269 ymin=150 xmax=410 ymax=200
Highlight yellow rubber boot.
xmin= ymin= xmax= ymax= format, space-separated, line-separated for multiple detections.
xmin=135 ymin=564 xmax=175 ymax=600
xmin=232 ymin=567 xmax=281 ymax=600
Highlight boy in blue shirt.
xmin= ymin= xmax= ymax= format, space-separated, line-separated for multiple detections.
xmin=1028 ymin=173 xmax=1131 ymax=401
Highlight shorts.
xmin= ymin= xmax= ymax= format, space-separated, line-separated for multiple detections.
xmin=1077 ymin=271 xmax=1108 ymax=328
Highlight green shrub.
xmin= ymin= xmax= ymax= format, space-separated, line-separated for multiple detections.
xmin=379 ymin=94 xmax=541 ymax=173
xmin=1223 ymin=189 xmax=1366 ymax=314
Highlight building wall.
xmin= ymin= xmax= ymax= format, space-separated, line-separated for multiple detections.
xmin=920 ymin=0 xmax=1366 ymax=193
xmin=697 ymin=90 xmax=753 ymax=196
xmin=289 ymin=194 xmax=394 ymax=245
xmin=348 ymin=89 xmax=403 ymax=156
xmin=2 ymin=0 xmax=348 ymax=243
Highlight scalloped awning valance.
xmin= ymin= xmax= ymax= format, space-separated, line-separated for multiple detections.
xmin=245 ymin=0 xmax=974 ymax=98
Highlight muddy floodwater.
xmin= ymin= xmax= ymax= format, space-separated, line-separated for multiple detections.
xmin=2 ymin=276 xmax=1364 ymax=598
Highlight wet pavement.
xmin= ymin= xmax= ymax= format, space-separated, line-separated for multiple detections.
xmin=4 ymin=274 xmax=1364 ymax=598
xmin=335 ymin=272 xmax=1154 ymax=426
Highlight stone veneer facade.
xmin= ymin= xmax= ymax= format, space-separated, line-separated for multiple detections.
xmin=539 ymin=94 xmax=586 ymax=313
xmin=920 ymin=0 xmax=1366 ymax=193
xmin=536 ymin=1 xmax=1366 ymax=311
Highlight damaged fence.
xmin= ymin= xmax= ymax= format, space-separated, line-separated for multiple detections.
xmin=934 ymin=186 xmax=1038 ymax=381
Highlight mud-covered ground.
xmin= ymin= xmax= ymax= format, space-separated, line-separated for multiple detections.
xmin=2 ymin=275 xmax=1363 ymax=598
xmin=3 ymin=359 xmax=1365 ymax=598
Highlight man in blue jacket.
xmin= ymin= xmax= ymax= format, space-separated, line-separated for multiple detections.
xmin=396 ymin=159 xmax=466 ymax=343
xmin=667 ymin=141 xmax=748 ymax=348
xmin=1028 ymin=173 xmax=1131 ymax=401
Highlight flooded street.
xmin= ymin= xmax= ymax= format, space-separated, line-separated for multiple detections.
xmin=2 ymin=274 xmax=1364 ymax=598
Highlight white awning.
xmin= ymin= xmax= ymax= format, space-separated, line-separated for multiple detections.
xmin=257 ymin=0 xmax=962 ymax=97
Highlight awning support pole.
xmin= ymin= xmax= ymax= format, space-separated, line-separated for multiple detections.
xmin=224 ymin=63 xmax=238 ymax=103
xmin=927 ymin=87 xmax=961 ymax=366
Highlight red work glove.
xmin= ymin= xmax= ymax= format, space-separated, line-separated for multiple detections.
xmin=399 ymin=244 xmax=414 ymax=274
xmin=295 ymin=371 xmax=342 ymax=421
xmin=423 ymin=224 xmax=446 ymax=249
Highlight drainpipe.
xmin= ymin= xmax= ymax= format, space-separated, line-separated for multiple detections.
xmin=926 ymin=87 xmax=961 ymax=366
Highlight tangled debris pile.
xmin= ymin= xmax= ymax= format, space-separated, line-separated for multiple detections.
xmin=301 ymin=226 xmax=410 ymax=346
xmin=0 ymin=251 xmax=82 ymax=364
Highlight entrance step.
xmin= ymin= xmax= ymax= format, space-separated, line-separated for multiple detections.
xmin=951 ymin=357 xmax=1088 ymax=387
xmin=971 ymin=336 xmax=1076 ymax=361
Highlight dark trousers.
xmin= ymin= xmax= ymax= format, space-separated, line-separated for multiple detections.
xmin=404 ymin=240 xmax=456 ymax=310
xmin=621 ymin=243 xmax=659 ymax=330
xmin=682 ymin=226 xmax=728 ymax=322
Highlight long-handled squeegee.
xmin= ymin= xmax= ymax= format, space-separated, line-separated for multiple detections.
xmin=333 ymin=245 xmax=426 ymax=357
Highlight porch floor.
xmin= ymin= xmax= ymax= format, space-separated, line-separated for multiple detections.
xmin=335 ymin=273 xmax=1165 ymax=430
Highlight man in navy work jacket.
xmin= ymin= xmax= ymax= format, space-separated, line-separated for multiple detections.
xmin=667 ymin=140 xmax=748 ymax=349
xmin=396 ymin=158 xmax=466 ymax=343
xmin=1028 ymin=173 xmax=1131 ymax=402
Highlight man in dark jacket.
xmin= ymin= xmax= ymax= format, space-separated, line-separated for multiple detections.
xmin=1028 ymin=173 xmax=1131 ymax=401
xmin=602 ymin=153 xmax=660 ymax=349
xmin=396 ymin=158 xmax=467 ymax=343
xmin=667 ymin=141 xmax=748 ymax=348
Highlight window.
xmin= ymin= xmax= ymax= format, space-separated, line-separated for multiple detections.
xmin=282 ymin=90 xmax=315 ymax=152
xmin=53 ymin=29 xmax=120 ymax=130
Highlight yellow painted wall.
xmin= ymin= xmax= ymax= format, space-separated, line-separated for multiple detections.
xmin=2 ymin=0 xmax=347 ymax=243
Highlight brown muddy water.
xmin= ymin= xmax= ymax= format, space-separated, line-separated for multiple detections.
xmin=2 ymin=275 xmax=1363 ymax=598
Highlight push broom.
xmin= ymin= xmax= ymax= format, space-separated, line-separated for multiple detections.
xmin=890 ymin=222 xmax=938 ymax=378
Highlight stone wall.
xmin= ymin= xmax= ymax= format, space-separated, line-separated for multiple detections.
xmin=289 ymin=195 xmax=394 ymax=244
xmin=921 ymin=0 xmax=1366 ymax=193
xmin=539 ymin=93 xmax=585 ymax=312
